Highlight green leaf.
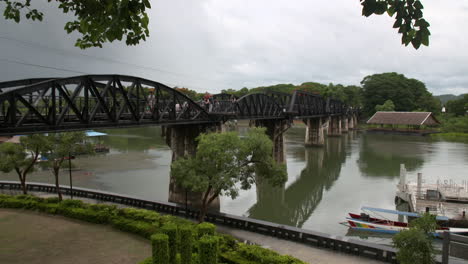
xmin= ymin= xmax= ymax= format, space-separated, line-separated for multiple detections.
xmin=421 ymin=31 xmax=429 ymax=46
xmin=387 ymin=6 xmax=396 ymax=17
xmin=414 ymin=0 xmax=424 ymax=10
xmin=393 ymin=18 xmax=402 ymax=28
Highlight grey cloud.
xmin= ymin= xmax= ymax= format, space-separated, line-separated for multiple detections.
xmin=0 ymin=0 xmax=467 ymax=95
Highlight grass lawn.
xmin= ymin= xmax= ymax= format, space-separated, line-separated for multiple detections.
xmin=0 ymin=209 xmax=150 ymax=264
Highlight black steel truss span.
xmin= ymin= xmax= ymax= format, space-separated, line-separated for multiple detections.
xmin=0 ymin=75 xmax=213 ymax=135
xmin=0 ymin=75 xmax=356 ymax=135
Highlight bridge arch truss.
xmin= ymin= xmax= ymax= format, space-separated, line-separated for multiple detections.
xmin=0 ymin=75 xmax=212 ymax=135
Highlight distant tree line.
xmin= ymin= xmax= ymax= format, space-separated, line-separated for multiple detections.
xmin=177 ymin=72 xmax=447 ymax=119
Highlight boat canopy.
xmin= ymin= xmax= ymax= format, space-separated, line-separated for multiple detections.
xmin=362 ymin=206 xmax=449 ymax=221
xmin=85 ymin=131 xmax=108 ymax=137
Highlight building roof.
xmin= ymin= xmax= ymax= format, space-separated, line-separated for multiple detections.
xmin=367 ymin=112 xmax=440 ymax=126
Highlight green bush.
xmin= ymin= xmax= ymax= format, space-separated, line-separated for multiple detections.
xmin=197 ymin=222 xmax=215 ymax=238
xmin=162 ymin=223 xmax=179 ymax=264
xmin=111 ymin=217 xmax=158 ymax=239
xmin=151 ymin=233 xmax=169 ymax=264
xmin=44 ymin=197 xmax=61 ymax=204
xmin=118 ymin=207 xmax=160 ymax=223
xmin=1 ymin=197 xmax=37 ymax=209
xmin=179 ymin=225 xmax=193 ymax=264
xmin=199 ymin=235 xmax=219 ymax=264
xmin=60 ymin=199 xmax=85 ymax=208
xmin=36 ymin=203 xmax=60 ymax=214
xmin=61 ymin=207 xmax=110 ymax=224
xmin=221 ymin=243 xmax=305 ymax=264
xmin=138 ymin=257 xmax=153 ymax=264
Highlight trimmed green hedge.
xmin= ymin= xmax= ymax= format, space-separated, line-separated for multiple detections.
xmin=199 ymin=235 xmax=219 ymax=264
xmin=179 ymin=225 xmax=193 ymax=264
xmin=0 ymin=194 xmax=305 ymax=264
xmin=221 ymin=243 xmax=303 ymax=264
xmin=197 ymin=222 xmax=216 ymax=238
xmin=151 ymin=234 xmax=169 ymax=264
xmin=161 ymin=223 xmax=178 ymax=264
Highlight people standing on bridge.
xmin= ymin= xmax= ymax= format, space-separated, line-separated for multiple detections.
xmin=203 ymin=93 xmax=211 ymax=112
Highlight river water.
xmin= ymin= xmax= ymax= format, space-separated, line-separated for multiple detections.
xmin=1 ymin=125 xmax=467 ymax=244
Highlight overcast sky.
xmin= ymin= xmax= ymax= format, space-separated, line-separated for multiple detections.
xmin=0 ymin=0 xmax=467 ymax=95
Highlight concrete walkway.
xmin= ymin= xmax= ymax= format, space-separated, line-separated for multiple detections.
xmin=216 ymin=225 xmax=384 ymax=264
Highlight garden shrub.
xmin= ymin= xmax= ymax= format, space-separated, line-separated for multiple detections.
xmin=197 ymin=222 xmax=215 ymax=238
xmin=151 ymin=233 xmax=169 ymax=264
xmin=221 ymin=243 xmax=305 ymax=264
xmin=36 ymin=203 xmax=60 ymax=214
xmin=60 ymin=199 xmax=85 ymax=208
xmin=162 ymin=222 xmax=179 ymax=264
xmin=110 ymin=217 xmax=158 ymax=239
xmin=199 ymin=235 xmax=219 ymax=264
xmin=179 ymin=225 xmax=193 ymax=264
xmin=44 ymin=197 xmax=60 ymax=203
xmin=118 ymin=207 xmax=160 ymax=223
xmin=1 ymin=197 xmax=37 ymax=209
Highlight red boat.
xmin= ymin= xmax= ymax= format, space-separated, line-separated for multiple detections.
xmin=348 ymin=213 xmax=408 ymax=227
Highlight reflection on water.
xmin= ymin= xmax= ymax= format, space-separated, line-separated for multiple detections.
xmin=357 ymin=134 xmax=426 ymax=177
xmin=1 ymin=126 xmax=467 ymax=243
xmin=249 ymin=135 xmax=348 ymax=228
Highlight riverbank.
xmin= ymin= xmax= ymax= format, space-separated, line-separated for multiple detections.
xmin=430 ymin=133 xmax=468 ymax=143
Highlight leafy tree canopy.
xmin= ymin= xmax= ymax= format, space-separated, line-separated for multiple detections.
xmin=375 ymin=99 xmax=395 ymax=112
xmin=360 ymin=0 xmax=430 ymax=49
xmin=1 ymin=0 xmax=151 ymax=49
xmin=43 ymin=132 xmax=94 ymax=200
xmin=0 ymin=135 xmax=49 ymax=194
xmin=393 ymin=213 xmax=436 ymax=264
xmin=171 ymin=128 xmax=287 ymax=221
xmin=222 ymin=82 xmax=363 ymax=107
xmin=446 ymin=94 xmax=468 ymax=116
xmin=361 ymin=72 xmax=440 ymax=117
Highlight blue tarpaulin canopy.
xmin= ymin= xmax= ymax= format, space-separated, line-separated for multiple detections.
xmin=85 ymin=131 xmax=107 ymax=137
xmin=362 ymin=206 xmax=450 ymax=221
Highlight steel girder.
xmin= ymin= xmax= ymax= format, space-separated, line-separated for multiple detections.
xmin=236 ymin=93 xmax=284 ymax=119
xmin=0 ymin=74 xmax=356 ymax=135
xmin=0 ymin=75 xmax=213 ymax=135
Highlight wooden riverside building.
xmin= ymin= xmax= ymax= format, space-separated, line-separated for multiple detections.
xmin=366 ymin=111 xmax=440 ymax=135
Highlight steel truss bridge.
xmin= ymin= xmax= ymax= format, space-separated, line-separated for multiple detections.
xmin=0 ymin=75 xmax=355 ymax=135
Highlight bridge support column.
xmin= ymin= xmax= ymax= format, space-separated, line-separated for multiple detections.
xmin=341 ymin=116 xmax=349 ymax=133
xmin=165 ymin=123 xmax=222 ymax=209
xmin=354 ymin=114 xmax=359 ymax=128
xmin=253 ymin=119 xmax=290 ymax=164
xmin=304 ymin=118 xmax=325 ymax=147
xmin=348 ymin=116 xmax=355 ymax=130
xmin=328 ymin=116 xmax=342 ymax=136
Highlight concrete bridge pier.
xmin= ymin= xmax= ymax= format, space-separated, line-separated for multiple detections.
xmin=253 ymin=119 xmax=290 ymax=164
xmin=348 ymin=116 xmax=355 ymax=130
xmin=328 ymin=116 xmax=342 ymax=136
xmin=341 ymin=116 xmax=349 ymax=133
xmin=304 ymin=117 xmax=325 ymax=147
xmin=164 ymin=123 xmax=222 ymax=209
xmin=352 ymin=114 xmax=359 ymax=129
